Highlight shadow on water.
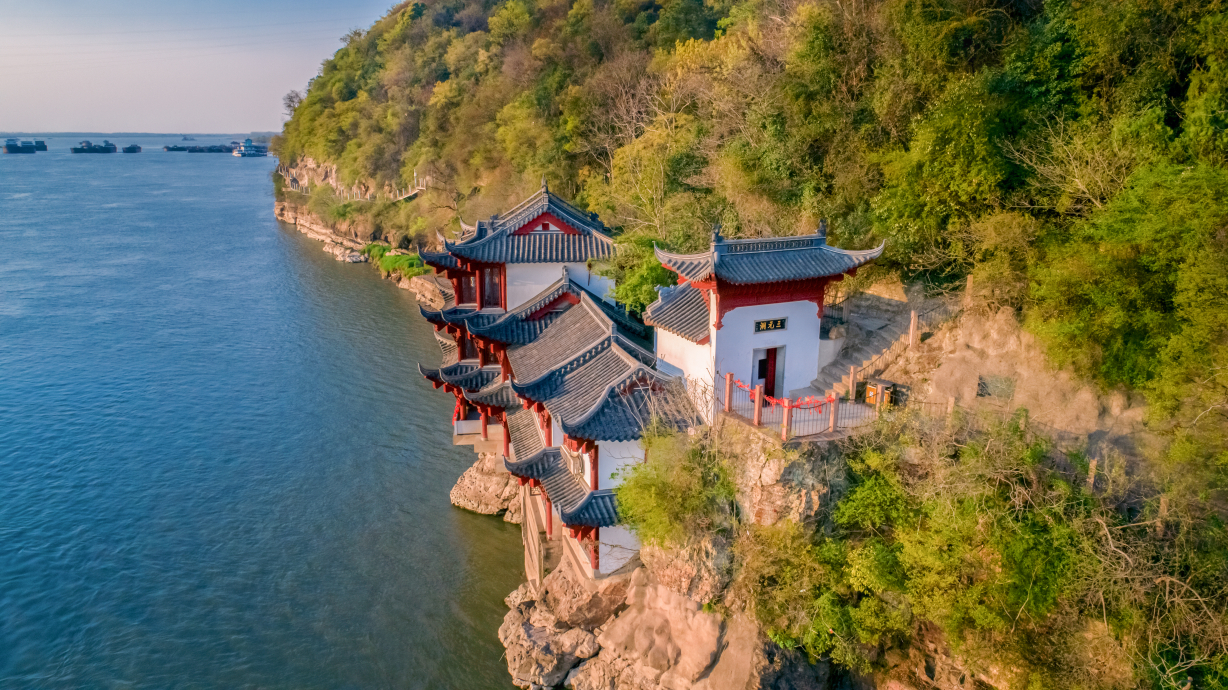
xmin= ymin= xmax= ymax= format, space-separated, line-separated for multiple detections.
xmin=0 ymin=139 xmax=521 ymax=689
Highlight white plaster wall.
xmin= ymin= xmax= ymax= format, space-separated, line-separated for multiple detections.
xmin=714 ymin=300 xmax=822 ymax=396
xmin=505 ymin=262 xmax=616 ymax=310
xmin=551 ymin=416 xmax=564 ymax=448
xmin=596 ymin=440 xmax=644 ymax=490
xmin=598 ymin=525 xmax=640 ymax=575
xmin=656 ymin=329 xmax=716 ymax=421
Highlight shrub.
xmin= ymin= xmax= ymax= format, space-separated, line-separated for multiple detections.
xmin=615 ymin=430 xmax=736 ymax=546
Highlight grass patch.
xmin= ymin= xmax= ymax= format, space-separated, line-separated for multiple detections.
xmin=363 ymin=244 xmax=428 ymax=278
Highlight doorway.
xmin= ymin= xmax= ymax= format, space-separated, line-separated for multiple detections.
xmin=752 ymin=346 xmax=784 ymax=399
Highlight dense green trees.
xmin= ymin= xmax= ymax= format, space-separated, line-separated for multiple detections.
xmin=277 ymin=0 xmax=1227 ymax=474
xmin=278 ymin=3 xmax=1228 ymax=682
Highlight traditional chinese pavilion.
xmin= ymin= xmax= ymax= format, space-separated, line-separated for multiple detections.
xmin=648 ymin=226 xmax=883 ymax=411
xmin=417 ymin=185 xmax=882 ymax=588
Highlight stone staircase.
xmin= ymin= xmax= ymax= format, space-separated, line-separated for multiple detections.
xmin=808 ymin=315 xmax=910 ymax=399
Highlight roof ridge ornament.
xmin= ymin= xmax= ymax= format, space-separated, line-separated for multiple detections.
xmin=541 ymin=175 xmax=549 ymax=193
xmin=818 ymin=219 xmax=827 ymax=244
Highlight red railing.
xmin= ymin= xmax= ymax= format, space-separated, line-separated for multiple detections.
xmin=719 ymin=372 xmax=860 ymax=439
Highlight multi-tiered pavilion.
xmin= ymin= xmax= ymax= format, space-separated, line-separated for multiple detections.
xmin=417 ymin=186 xmax=881 ymax=587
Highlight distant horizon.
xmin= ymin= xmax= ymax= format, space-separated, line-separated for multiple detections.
xmin=0 ymin=0 xmax=393 ymax=132
xmin=1 ymin=131 xmax=281 ymax=137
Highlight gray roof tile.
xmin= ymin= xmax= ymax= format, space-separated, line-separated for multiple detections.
xmin=644 ymin=283 xmax=709 ymax=343
xmin=503 ymin=448 xmax=619 ymax=528
xmin=448 ymin=188 xmax=614 ymax=264
xmin=655 ymin=232 xmax=884 ymax=285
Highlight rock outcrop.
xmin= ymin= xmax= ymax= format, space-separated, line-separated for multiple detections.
xmin=500 ymin=563 xmax=631 ymax=687
xmin=565 ymin=568 xmax=827 ymax=690
xmin=449 ymin=451 xmax=522 ymax=524
xmin=717 ymin=421 xmax=846 ymax=528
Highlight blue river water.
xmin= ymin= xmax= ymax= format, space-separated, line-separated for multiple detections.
xmin=0 ymin=136 xmax=521 ymax=689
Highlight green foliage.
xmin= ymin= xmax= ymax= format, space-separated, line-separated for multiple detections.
xmin=363 ymin=243 xmax=428 ymax=277
xmin=730 ymin=411 xmax=1228 ymax=687
xmin=615 ymin=430 xmax=737 ymax=546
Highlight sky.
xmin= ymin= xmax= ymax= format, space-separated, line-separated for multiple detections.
xmin=0 ymin=0 xmax=395 ymax=133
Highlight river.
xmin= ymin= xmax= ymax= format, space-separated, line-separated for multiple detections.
xmin=0 ymin=136 xmax=521 ymax=689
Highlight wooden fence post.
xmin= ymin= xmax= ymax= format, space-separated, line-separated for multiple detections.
xmin=781 ymin=402 xmax=792 ymax=441
xmin=1086 ymin=458 xmax=1098 ymax=491
xmin=724 ymin=373 xmax=733 ymax=413
xmin=752 ymin=385 xmax=764 ymax=426
xmin=829 ymin=396 xmax=839 ymax=433
xmin=909 ymin=310 xmax=919 ymax=348
xmin=849 ymin=365 xmax=858 ymax=400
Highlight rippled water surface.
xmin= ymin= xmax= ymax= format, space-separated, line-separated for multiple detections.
xmin=0 ymin=137 xmax=521 ymax=689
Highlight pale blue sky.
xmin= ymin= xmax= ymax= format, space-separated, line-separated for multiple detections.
xmin=0 ymin=0 xmax=395 ymax=133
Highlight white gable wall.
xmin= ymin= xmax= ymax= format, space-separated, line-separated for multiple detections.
xmin=654 ymin=329 xmax=716 ymax=421
xmin=505 ymin=262 xmax=616 ymax=311
xmin=595 ymin=440 xmax=644 ymax=491
xmin=598 ymin=525 xmax=639 ymax=574
xmin=713 ymin=300 xmax=822 ymax=396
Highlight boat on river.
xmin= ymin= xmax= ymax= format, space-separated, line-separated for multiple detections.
xmin=233 ymin=138 xmax=268 ymax=157
xmin=71 ymin=140 xmax=118 ymax=154
xmin=4 ymin=138 xmax=36 ymax=154
xmin=122 ymin=144 xmax=142 ymax=153
xmin=34 ymin=140 xmax=47 ymax=151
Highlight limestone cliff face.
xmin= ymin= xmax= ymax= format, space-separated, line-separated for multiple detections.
xmin=273 ymin=201 xmax=369 ymax=262
xmin=499 ymin=564 xmax=823 ymax=690
xmin=449 ymin=452 xmax=522 ymax=524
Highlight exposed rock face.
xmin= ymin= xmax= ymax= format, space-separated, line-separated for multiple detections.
xmin=566 ymin=568 xmax=826 ymax=690
xmin=718 ymin=421 xmax=845 ymax=528
xmin=543 ymin=565 xmax=630 ymax=630
xmin=405 ymin=274 xmax=448 ymax=308
xmin=639 ymin=535 xmax=731 ymax=605
xmin=449 ymin=452 xmax=521 ymax=524
xmin=499 ymin=563 xmax=628 ymax=687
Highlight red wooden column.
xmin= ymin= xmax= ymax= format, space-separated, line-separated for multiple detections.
xmin=474 ymin=268 xmax=484 ymax=308
xmin=589 ymin=445 xmax=599 ymax=491
xmin=480 ymin=411 xmax=489 ymax=441
xmin=544 ymin=495 xmax=553 ymax=537
xmin=590 ymin=527 xmax=599 ymax=572
xmin=752 ymin=385 xmax=764 ymax=426
xmin=502 ymin=416 xmax=511 ymax=457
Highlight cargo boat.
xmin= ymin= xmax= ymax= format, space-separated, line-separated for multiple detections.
xmin=71 ymin=140 xmax=118 ymax=153
xmin=233 ymin=138 xmax=268 ymax=157
xmin=122 ymin=144 xmax=142 ymax=153
xmin=34 ymin=140 xmax=47 ymax=151
xmin=4 ymin=138 xmax=36 ymax=154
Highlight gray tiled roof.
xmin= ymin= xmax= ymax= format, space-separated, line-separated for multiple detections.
xmin=468 ymin=271 xmax=650 ymax=346
xmin=420 ymin=249 xmax=460 ymax=270
xmin=448 ymin=187 xmax=614 ymax=264
xmin=513 ymin=339 xmax=699 ymax=442
xmin=506 ymin=294 xmax=653 ymax=385
xmin=562 ymin=490 xmax=619 ymax=528
xmin=655 ymin=232 xmax=884 ymax=285
xmin=562 ymin=379 xmax=699 ymax=442
xmin=644 ymin=283 xmax=709 ymax=343
xmin=503 ymin=449 xmax=619 ymax=528
xmin=417 ymin=362 xmax=499 ymax=392
xmin=464 ymin=379 xmax=519 ymax=410
xmin=506 ymin=406 xmax=544 ymax=460
xmin=435 ymin=331 xmax=459 ymax=367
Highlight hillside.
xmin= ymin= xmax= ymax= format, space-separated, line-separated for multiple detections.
xmin=275 ymin=0 xmax=1228 ymax=686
